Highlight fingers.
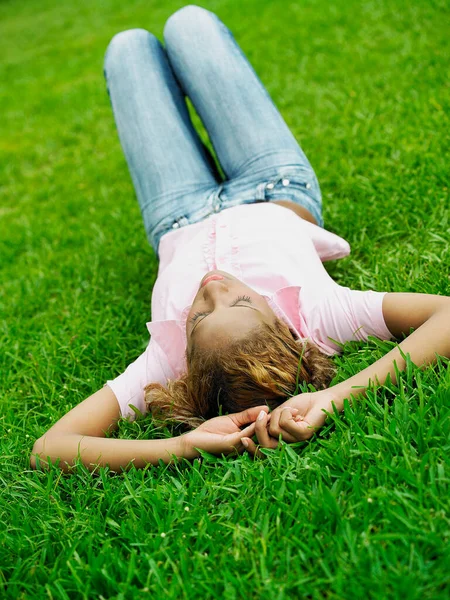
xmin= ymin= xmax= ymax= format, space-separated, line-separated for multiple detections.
xmin=254 ymin=410 xmax=278 ymax=449
xmin=241 ymin=437 xmax=264 ymax=459
xmin=268 ymin=407 xmax=298 ymax=443
xmin=268 ymin=406 xmax=297 ymax=436
xmin=241 ymin=407 xmax=314 ymax=459
xmin=240 ymin=411 xmax=278 ymax=460
xmin=227 ymin=421 xmax=256 ymax=454
xmin=239 ymin=422 xmax=256 ymax=439
xmin=278 ymin=409 xmax=314 ymax=441
xmin=232 ymin=405 xmax=269 ymax=427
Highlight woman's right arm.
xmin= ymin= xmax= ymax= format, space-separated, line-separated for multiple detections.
xmin=30 ymin=385 xmax=264 ymax=472
xmin=29 ymin=385 xmax=189 ymax=472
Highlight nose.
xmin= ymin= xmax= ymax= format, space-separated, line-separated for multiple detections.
xmin=202 ymin=280 xmax=229 ymax=305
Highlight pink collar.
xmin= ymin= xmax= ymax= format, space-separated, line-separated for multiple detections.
xmin=146 ymin=285 xmax=306 ymax=375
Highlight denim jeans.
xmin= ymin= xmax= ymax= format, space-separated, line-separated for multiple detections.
xmin=104 ymin=5 xmax=323 ymax=256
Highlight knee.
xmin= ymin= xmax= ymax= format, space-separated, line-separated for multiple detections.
xmin=104 ymin=28 xmax=160 ymax=72
xmin=164 ymin=5 xmax=220 ymax=45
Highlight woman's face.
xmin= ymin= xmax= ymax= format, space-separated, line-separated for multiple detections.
xmin=186 ymin=270 xmax=277 ymax=352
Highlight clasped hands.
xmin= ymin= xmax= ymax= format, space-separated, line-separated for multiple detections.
xmin=183 ymin=390 xmax=337 ymax=460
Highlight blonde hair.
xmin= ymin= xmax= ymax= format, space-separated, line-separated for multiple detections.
xmin=144 ymin=317 xmax=335 ymax=429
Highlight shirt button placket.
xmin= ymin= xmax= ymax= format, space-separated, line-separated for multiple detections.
xmin=215 ymin=213 xmax=229 ymax=269
xmin=202 ymin=217 xmax=217 ymax=271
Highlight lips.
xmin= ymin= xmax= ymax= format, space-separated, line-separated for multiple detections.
xmin=201 ymin=274 xmax=225 ymax=287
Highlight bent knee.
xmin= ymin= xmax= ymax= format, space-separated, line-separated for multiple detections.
xmin=164 ymin=5 xmax=221 ymax=44
xmin=104 ymin=28 xmax=160 ymax=70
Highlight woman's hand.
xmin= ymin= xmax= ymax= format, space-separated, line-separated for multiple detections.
xmin=242 ymin=391 xmax=337 ymax=457
xmin=268 ymin=390 xmax=337 ymax=443
xmin=181 ymin=405 xmax=269 ymax=459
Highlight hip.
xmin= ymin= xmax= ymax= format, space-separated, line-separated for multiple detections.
xmin=149 ymin=164 xmax=323 ymax=255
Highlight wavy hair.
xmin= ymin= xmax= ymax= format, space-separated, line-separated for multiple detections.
xmin=144 ymin=317 xmax=335 ymax=429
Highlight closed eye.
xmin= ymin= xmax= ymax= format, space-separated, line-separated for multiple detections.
xmin=190 ymin=295 xmax=257 ymax=334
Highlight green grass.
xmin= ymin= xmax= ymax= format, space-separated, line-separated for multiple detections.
xmin=1 ymin=0 xmax=449 ymax=598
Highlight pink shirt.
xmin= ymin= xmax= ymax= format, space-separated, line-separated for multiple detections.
xmin=106 ymin=203 xmax=393 ymax=420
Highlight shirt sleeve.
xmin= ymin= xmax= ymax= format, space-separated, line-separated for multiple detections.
xmin=300 ymin=284 xmax=394 ymax=355
xmin=105 ymin=338 xmax=171 ymax=421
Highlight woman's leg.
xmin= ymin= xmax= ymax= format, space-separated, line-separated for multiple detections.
xmin=104 ymin=29 xmax=221 ymax=251
xmin=163 ymin=6 xmax=314 ymax=180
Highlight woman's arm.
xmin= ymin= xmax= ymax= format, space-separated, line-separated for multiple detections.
xmin=30 ymin=386 xmax=265 ymax=472
xmin=258 ymin=292 xmax=450 ymax=444
xmin=29 ymin=386 xmax=184 ymax=472
xmin=330 ymin=292 xmax=450 ymax=408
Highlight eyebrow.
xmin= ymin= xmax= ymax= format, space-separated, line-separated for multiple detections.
xmin=191 ymin=306 xmax=261 ymax=336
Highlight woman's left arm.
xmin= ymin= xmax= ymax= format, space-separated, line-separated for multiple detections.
xmin=258 ymin=292 xmax=450 ymax=445
xmin=331 ymin=291 xmax=450 ymax=402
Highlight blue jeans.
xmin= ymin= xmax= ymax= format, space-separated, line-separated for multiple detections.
xmin=104 ymin=5 xmax=323 ymax=256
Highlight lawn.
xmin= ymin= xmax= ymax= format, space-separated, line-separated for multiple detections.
xmin=1 ymin=0 xmax=449 ymax=598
